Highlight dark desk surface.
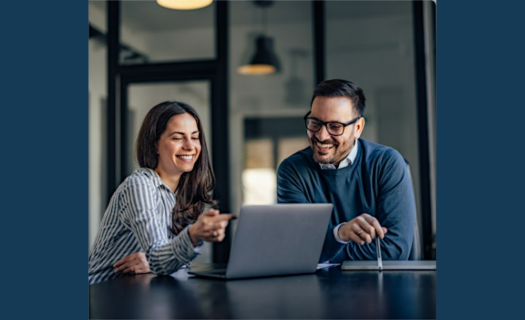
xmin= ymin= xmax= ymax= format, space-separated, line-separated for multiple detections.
xmin=89 ymin=263 xmax=436 ymax=319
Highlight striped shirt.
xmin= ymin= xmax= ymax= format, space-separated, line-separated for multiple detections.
xmin=88 ymin=168 xmax=200 ymax=284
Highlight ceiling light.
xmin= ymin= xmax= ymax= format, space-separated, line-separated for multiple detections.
xmin=156 ymin=0 xmax=213 ymax=10
xmin=237 ymin=0 xmax=280 ymax=76
xmin=237 ymin=36 xmax=280 ymax=75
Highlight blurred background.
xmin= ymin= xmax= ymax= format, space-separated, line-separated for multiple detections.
xmin=89 ymin=0 xmax=436 ymax=263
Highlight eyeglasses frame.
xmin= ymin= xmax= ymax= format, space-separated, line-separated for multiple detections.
xmin=303 ymin=111 xmax=362 ymax=136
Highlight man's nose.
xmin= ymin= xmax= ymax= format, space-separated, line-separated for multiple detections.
xmin=315 ymin=125 xmax=331 ymax=141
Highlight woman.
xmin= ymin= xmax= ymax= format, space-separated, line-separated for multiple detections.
xmin=88 ymin=101 xmax=235 ymax=284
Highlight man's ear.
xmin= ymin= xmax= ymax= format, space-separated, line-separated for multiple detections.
xmin=354 ymin=117 xmax=365 ymax=138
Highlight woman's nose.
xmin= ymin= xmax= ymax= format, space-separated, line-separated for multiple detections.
xmin=182 ymin=138 xmax=194 ymax=149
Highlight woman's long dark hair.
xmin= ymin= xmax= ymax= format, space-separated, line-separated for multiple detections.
xmin=136 ymin=101 xmax=217 ymax=234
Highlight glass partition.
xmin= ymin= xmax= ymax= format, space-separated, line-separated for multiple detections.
xmin=326 ymin=0 xmax=423 ymax=248
xmin=121 ymin=1 xmax=215 ymax=64
xmin=229 ymin=0 xmax=314 ymax=213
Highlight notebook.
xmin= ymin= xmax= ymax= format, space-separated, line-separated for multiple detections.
xmin=188 ymin=203 xmax=333 ymax=280
xmin=341 ymin=260 xmax=436 ymax=271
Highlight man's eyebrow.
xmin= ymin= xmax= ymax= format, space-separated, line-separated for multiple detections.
xmin=309 ymin=117 xmax=343 ymax=123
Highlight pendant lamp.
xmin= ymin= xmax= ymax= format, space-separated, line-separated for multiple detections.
xmin=237 ymin=0 xmax=280 ymax=75
xmin=156 ymin=0 xmax=213 ymax=10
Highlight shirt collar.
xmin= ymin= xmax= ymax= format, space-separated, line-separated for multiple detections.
xmin=142 ymin=167 xmax=172 ymax=191
xmin=319 ymin=139 xmax=359 ymax=170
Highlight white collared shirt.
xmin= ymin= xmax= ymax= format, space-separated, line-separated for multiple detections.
xmin=317 ymin=140 xmax=359 ymax=244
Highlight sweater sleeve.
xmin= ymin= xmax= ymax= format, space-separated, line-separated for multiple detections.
xmin=119 ymin=178 xmax=199 ymax=275
xmin=338 ymin=149 xmax=415 ymax=261
xmin=277 ymin=157 xmax=346 ymax=262
xmin=276 ymin=158 xmax=309 ymax=204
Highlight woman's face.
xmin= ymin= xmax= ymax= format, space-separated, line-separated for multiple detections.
xmin=155 ymin=113 xmax=201 ymax=179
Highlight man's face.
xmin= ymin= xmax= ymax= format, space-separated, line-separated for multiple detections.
xmin=307 ymin=96 xmax=365 ymax=166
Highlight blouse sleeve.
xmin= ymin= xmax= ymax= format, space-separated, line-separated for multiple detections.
xmin=119 ymin=176 xmax=199 ymax=275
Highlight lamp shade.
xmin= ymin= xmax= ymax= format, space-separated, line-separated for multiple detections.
xmin=156 ymin=0 xmax=213 ymax=10
xmin=237 ymin=36 xmax=280 ymax=75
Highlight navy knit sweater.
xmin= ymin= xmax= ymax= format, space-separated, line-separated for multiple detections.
xmin=277 ymin=139 xmax=415 ymax=262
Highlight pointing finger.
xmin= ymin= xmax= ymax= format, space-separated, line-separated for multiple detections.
xmin=212 ymin=214 xmax=237 ymax=222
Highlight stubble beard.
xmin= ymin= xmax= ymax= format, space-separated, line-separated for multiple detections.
xmin=309 ymin=137 xmax=353 ymax=166
xmin=308 ymin=138 xmax=337 ymax=165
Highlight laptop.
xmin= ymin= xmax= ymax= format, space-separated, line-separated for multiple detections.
xmin=188 ymin=203 xmax=333 ymax=279
xmin=342 ymin=260 xmax=436 ymax=271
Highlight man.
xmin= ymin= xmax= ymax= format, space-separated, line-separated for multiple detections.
xmin=277 ymin=79 xmax=415 ymax=262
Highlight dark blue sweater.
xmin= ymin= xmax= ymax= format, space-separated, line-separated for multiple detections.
xmin=277 ymin=139 xmax=415 ymax=262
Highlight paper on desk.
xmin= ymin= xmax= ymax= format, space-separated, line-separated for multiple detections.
xmin=317 ymin=263 xmax=339 ymax=269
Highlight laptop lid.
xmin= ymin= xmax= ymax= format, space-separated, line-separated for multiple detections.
xmin=190 ymin=203 xmax=333 ymax=279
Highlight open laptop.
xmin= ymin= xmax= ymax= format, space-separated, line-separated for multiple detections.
xmin=188 ymin=203 xmax=333 ymax=280
xmin=342 ymin=260 xmax=436 ymax=271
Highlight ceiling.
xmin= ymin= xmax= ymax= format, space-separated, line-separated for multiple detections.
xmin=90 ymin=0 xmax=410 ymax=33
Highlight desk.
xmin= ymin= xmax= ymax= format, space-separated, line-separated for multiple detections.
xmin=89 ymin=263 xmax=436 ymax=319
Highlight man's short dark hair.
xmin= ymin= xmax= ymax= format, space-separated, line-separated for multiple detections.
xmin=311 ymin=79 xmax=366 ymax=117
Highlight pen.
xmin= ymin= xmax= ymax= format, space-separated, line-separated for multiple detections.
xmin=376 ymin=237 xmax=383 ymax=271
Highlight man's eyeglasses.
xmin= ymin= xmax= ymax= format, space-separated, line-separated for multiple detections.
xmin=303 ymin=111 xmax=361 ymax=136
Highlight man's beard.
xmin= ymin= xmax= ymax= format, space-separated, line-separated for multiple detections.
xmin=309 ymin=137 xmax=352 ymax=165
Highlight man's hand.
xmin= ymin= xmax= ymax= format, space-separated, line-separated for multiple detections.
xmin=113 ymin=252 xmax=150 ymax=274
xmin=338 ymin=213 xmax=387 ymax=245
xmin=188 ymin=209 xmax=237 ymax=247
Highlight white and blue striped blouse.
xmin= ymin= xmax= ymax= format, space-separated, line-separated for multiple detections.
xmin=88 ymin=168 xmax=200 ymax=284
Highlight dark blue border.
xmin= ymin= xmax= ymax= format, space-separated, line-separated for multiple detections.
xmin=2 ymin=1 xmax=86 ymax=318
xmin=439 ymin=0 xmax=525 ymax=319
xmin=4 ymin=0 xmax=523 ymax=318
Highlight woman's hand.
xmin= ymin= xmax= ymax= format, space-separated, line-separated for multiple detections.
xmin=113 ymin=252 xmax=150 ymax=274
xmin=188 ymin=209 xmax=237 ymax=247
